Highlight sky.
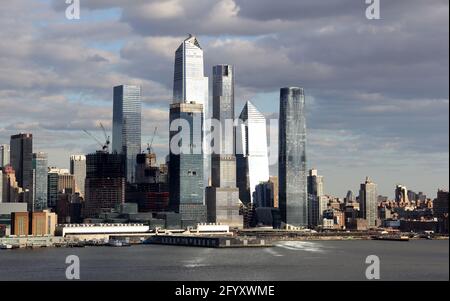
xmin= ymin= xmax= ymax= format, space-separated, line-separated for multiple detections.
xmin=0 ymin=0 xmax=448 ymax=199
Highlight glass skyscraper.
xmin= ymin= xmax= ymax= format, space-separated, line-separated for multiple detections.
xmin=112 ymin=85 xmax=142 ymax=183
xmin=206 ymin=65 xmax=242 ymax=228
xmin=173 ymin=35 xmax=209 ymax=192
xmin=10 ymin=133 xmax=33 ymax=210
xmin=211 ymin=65 xmax=236 ymax=187
xmin=236 ymin=101 xmax=270 ymax=205
xmin=279 ymin=87 xmax=308 ymax=228
xmin=169 ymin=103 xmax=206 ymax=224
xmin=32 ymin=152 xmax=48 ymax=211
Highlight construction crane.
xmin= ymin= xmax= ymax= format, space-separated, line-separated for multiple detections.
xmin=99 ymin=122 xmax=111 ymax=152
xmin=146 ymin=126 xmax=158 ymax=154
xmin=82 ymin=123 xmax=110 ymax=153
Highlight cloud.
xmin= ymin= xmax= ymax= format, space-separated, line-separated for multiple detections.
xmin=0 ymin=0 xmax=447 ymax=197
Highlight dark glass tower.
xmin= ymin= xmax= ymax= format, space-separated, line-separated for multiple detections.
xmin=10 ymin=133 xmax=33 ymax=210
xmin=279 ymin=87 xmax=308 ymax=227
xmin=112 ymin=85 xmax=142 ymax=183
xmin=32 ymin=152 xmax=48 ymax=211
xmin=169 ymin=103 xmax=206 ymax=224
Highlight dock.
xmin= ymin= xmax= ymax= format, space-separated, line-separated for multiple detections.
xmin=145 ymin=235 xmax=272 ymax=248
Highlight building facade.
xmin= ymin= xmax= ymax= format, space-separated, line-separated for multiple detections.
xmin=32 ymin=152 xmax=48 ymax=211
xmin=173 ymin=35 xmax=209 ymax=192
xmin=307 ymin=169 xmax=324 ymax=227
xmin=1 ymin=165 xmax=23 ymax=203
xmin=236 ymin=101 xmax=270 ymax=205
xmin=84 ymin=152 xmax=126 ymax=218
xmin=10 ymin=133 xmax=33 ymax=210
xmin=359 ymin=177 xmax=378 ymax=228
xmin=0 ymin=144 xmax=10 ymax=168
xmin=70 ymin=155 xmax=86 ymax=198
xmin=278 ymin=87 xmax=308 ymax=227
xmin=206 ymin=65 xmax=242 ymax=228
xmin=169 ymin=103 xmax=206 ymax=224
xmin=112 ymin=85 xmax=142 ymax=183
xmin=47 ymin=168 xmax=74 ymax=209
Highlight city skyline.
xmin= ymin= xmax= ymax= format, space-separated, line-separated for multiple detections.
xmin=0 ymin=1 xmax=448 ymax=198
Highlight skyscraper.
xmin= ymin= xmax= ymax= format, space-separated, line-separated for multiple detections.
xmin=47 ymin=168 xmax=74 ymax=209
xmin=32 ymin=152 xmax=48 ymax=211
xmin=307 ymin=169 xmax=324 ymax=227
xmin=279 ymin=87 xmax=308 ymax=228
xmin=10 ymin=133 xmax=33 ymax=210
xmin=359 ymin=177 xmax=378 ymax=228
xmin=211 ymin=65 xmax=236 ymax=187
xmin=0 ymin=144 xmax=10 ymax=168
xmin=173 ymin=35 xmax=209 ymax=191
xmin=395 ymin=184 xmax=409 ymax=204
xmin=112 ymin=85 xmax=142 ymax=183
xmin=206 ymin=65 xmax=242 ymax=228
xmin=169 ymin=103 xmax=206 ymax=225
xmin=236 ymin=101 xmax=270 ymax=205
xmin=84 ymin=152 xmax=125 ymax=218
xmin=70 ymin=155 xmax=86 ymax=198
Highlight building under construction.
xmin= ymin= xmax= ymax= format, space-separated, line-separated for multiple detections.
xmin=126 ymin=153 xmax=169 ymax=212
xmin=83 ymin=151 xmax=125 ymax=218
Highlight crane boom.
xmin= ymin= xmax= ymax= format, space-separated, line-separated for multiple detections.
xmin=147 ymin=126 xmax=158 ymax=154
xmin=82 ymin=129 xmax=104 ymax=148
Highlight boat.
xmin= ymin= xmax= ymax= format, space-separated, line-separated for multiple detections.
xmin=0 ymin=244 xmax=13 ymax=250
xmin=108 ymin=239 xmax=131 ymax=247
xmin=372 ymin=235 xmax=409 ymax=242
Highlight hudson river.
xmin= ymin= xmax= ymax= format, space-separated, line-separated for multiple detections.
xmin=0 ymin=240 xmax=448 ymax=281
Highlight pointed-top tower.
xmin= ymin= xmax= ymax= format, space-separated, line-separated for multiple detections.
xmin=236 ymin=101 xmax=270 ymax=204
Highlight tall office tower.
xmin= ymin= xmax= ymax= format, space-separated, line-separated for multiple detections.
xmin=10 ymin=133 xmax=33 ymax=210
xmin=169 ymin=103 xmax=206 ymax=225
xmin=307 ymin=169 xmax=324 ymax=227
xmin=395 ymin=184 xmax=409 ymax=204
xmin=278 ymin=87 xmax=308 ymax=228
xmin=32 ymin=152 xmax=48 ymax=211
xmin=206 ymin=65 xmax=242 ymax=228
xmin=47 ymin=168 xmax=74 ymax=208
xmin=47 ymin=169 xmax=59 ymax=209
xmin=173 ymin=35 xmax=209 ymax=192
xmin=359 ymin=177 xmax=378 ymax=228
xmin=112 ymin=85 xmax=142 ymax=183
xmin=84 ymin=152 xmax=125 ymax=218
xmin=70 ymin=155 xmax=86 ymax=198
xmin=236 ymin=101 xmax=270 ymax=205
xmin=0 ymin=144 xmax=10 ymax=167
